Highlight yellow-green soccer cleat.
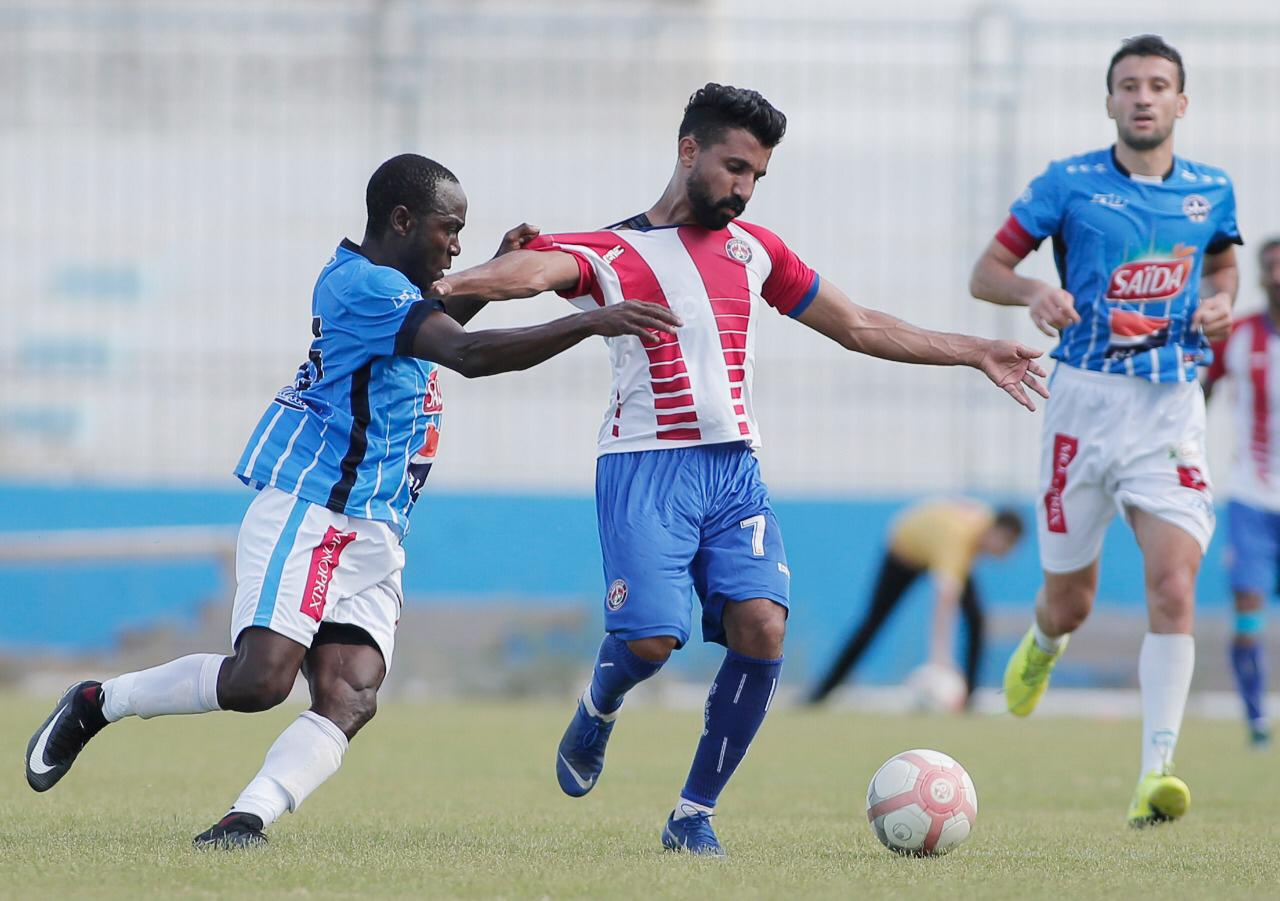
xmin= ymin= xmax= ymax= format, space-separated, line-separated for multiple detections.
xmin=1127 ymin=770 xmax=1190 ymax=827
xmin=1003 ymin=627 xmax=1068 ymax=717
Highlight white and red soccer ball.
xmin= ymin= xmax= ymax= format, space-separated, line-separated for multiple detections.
xmin=865 ymin=749 xmax=977 ymax=856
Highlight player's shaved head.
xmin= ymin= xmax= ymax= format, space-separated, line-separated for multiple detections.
xmin=1107 ymin=34 xmax=1184 ymax=94
xmin=365 ymin=154 xmax=460 ymax=237
xmin=679 ymin=83 xmax=787 ymax=150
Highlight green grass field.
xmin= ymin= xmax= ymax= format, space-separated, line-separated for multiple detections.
xmin=1 ymin=691 xmax=1276 ymax=899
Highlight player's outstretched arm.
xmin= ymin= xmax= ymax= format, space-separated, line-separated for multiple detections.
xmin=970 ymin=239 xmax=1079 ymax=337
xmin=431 ymin=249 xmax=582 ymax=304
xmin=443 ymin=223 xmax=542 ymax=326
xmin=405 ymin=303 xmax=681 ymax=378
xmin=795 ymin=278 xmax=1049 ymax=411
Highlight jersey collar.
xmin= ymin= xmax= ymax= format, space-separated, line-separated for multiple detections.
xmin=1109 ymin=145 xmax=1176 ymax=183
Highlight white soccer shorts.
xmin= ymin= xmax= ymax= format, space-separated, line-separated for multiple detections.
xmin=1036 ymin=363 xmax=1214 ymax=573
xmin=229 ymin=485 xmax=404 ymax=667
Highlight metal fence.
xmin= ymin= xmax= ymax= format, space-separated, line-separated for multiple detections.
xmin=3 ymin=0 xmax=1278 ymax=494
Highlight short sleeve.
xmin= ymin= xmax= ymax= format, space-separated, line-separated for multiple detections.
xmin=1002 ymin=165 xmax=1066 ymax=255
xmin=525 ymin=233 xmax=605 ymax=305
xmin=331 ymin=269 xmax=443 ymax=357
xmin=1208 ymin=183 xmax=1244 ymax=255
xmin=733 ymin=221 xmax=819 ymax=317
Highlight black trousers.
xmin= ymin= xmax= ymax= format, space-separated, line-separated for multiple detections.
xmin=807 ymin=552 xmax=985 ymax=704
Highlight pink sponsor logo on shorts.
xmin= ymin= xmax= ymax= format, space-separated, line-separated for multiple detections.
xmin=1044 ymin=434 xmax=1079 ymax=534
xmin=301 ymin=526 xmax=358 ymax=622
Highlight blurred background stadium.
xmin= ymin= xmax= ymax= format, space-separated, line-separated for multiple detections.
xmin=2 ymin=0 xmax=1278 ymax=702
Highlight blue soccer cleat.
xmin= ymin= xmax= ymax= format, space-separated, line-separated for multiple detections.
xmin=661 ymin=806 xmax=726 ymax=857
xmin=555 ymin=692 xmax=617 ymax=797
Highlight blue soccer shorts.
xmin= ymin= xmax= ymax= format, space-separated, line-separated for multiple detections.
xmin=594 ymin=441 xmax=791 ymax=647
xmin=1226 ymin=499 xmax=1280 ymax=596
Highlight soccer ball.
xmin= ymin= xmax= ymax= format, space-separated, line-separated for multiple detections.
xmin=865 ymin=748 xmax=977 ymax=856
xmin=904 ymin=662 xmax=966 ymax=713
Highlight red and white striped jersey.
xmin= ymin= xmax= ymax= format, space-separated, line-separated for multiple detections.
xmin=529 ymin=219 xmax=820 ymax=455
xmin=1206 ymin=312 xmax=1280 ymax=510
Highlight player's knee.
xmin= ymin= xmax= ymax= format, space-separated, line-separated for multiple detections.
xmin=753 ymin=610 xmax=787 ymax=654
xmin=725 ymin=600 xmax=787 ymax=658
xmin=1148 ymin=569 xmax=1195 ymax=625
xmin=627 ymin=635 xmax=678 ymax=663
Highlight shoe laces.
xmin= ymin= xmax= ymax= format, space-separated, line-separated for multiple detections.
xmin=1021 ymin=647 xmax=1056 ymax=682
xmin=676 ymin=810 xmax=717 ymax=844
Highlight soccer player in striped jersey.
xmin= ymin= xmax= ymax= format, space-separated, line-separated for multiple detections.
xmin=434 ymin=83 xmax=1048 ymax=855
xmin=23 ymin=154 xmax=680 ymax=847
xmin=970 ymin=35 xmax=1241 ymax=825
xmin=1204 ymin=237 xmax=1280 ymax=747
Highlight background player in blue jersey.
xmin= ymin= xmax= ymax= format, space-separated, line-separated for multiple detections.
xmin=23 ymin=154 xmax=680 ymax=847
xmin=434 ymin=84 xmax=1048 ymax=856
xmin=970 ymin=35 xmax=1241 ymax=826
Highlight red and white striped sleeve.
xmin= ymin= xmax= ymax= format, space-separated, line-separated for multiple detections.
xmin=525 ymin=232 xmax=623 ymax=305
xmin=733 ymin=220 xmax=820 ymax=317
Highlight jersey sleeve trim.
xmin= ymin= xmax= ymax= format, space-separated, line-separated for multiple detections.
xmin=995 ymin=214 xmax=1040 ymax=258
xmin=393 ymin=300 xmax=439 ymax=356
xmin=786 ymin=274 xmax=820 ymax=319
xmin=1207 ymin=234 xmax=1245 ymax=255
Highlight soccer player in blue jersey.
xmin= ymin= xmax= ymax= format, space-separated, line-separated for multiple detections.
xmin=433 ymin=84 xmax=1048 ymax=855
xmin=23 ymin=154 xmax=681 ymax=847
xmin=970 ymin=35 xmax=1241 ymax=825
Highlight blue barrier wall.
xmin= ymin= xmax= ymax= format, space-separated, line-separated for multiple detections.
xmin=0 ymin=484 xmax=1233 ymax=684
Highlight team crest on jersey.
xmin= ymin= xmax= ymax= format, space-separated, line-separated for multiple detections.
xmin=422 ymin=369 xmax=443 ymax=414
xmin=1183 ymin=194 xmax=1211 ymax=223
xmin=725 ymin=237 xmax=753 ymax=263
xmin=605 ymin=578 xmax=628 ymax=611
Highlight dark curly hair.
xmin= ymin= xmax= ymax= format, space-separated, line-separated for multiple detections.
xmin=365 ymin=153 xmax=459 ymax=236
xmin=678 ymin=83 xmax=787 ymax=150
xmin=1107 ymin=34 xmax=1185 ymax=94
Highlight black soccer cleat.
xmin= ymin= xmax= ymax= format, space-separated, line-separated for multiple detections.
xmin=25 ymin=680 xmax=108 ymax=792
xmin=192 ymin=812 xmax=268 ymax=849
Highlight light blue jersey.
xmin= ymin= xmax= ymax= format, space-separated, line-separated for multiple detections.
xmin=1001 ymin=146 xmax=1242 ymax=382
xmin=235 ymin=240 xmax=443 ymax=531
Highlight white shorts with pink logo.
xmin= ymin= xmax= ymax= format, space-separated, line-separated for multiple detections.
xmin=229 ymin=485 xmax=404 ymax=667
xmin=1037 ymin=363 xmax=1214 ymax=573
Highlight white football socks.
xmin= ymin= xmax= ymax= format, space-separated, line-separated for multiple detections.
xmin=1138 ymin=632 xmax=1195 ymax=777
xmin=231 ymin=710 xmax=349 ymax=828
xmin=1032 ymin=621 xmax=1066 ymax=654
xmin=100 ymin=653 xmax=223 ymax=722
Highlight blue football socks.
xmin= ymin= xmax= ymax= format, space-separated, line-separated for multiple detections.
xmin=680 ymin=649 xmax=783 ymax=809
xmin=1231 ymin=611 xmax=1266 ymax=730
xmin=1231 ymin=638 xmax=1265 ymax=727
xmin=587 ymin=634 xmax=664 ymax=714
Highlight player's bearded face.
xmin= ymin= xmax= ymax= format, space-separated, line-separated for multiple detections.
xmin=687 ymin=165 xmax=746 ymax=230
xmin=1107 ymin=56 xmax=1185 ymax=153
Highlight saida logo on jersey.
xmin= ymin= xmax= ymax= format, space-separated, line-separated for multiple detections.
xmin=1103 ymin=249 xmax=1195 ymax=358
